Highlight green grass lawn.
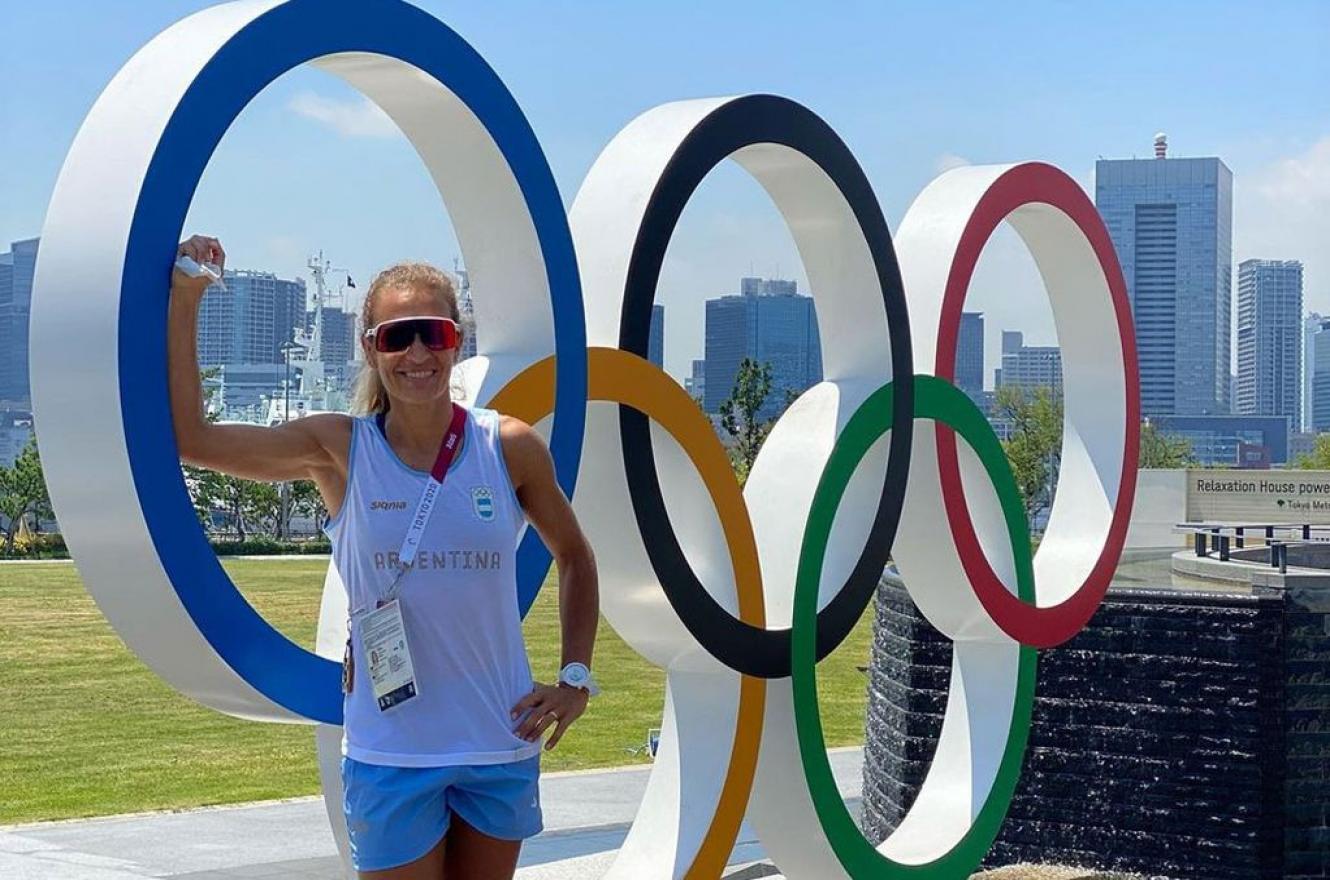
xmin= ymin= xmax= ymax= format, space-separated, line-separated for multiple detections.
xmin=0 ymin=558 xmax=873 ymax=824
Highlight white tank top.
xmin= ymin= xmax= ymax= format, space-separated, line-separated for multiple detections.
xmin=324 ymin=405 xmax=540 ymax=767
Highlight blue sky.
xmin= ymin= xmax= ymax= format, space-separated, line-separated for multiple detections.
xmin=3 ymin=1 xmax=1327 ymax=382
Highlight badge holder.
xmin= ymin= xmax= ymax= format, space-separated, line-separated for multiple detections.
xmin=358 ymin=598 xmax=418 ymax=711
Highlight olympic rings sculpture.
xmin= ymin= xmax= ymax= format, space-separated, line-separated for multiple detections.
xmin=30 ymin=1 xmax=1139 ymax=878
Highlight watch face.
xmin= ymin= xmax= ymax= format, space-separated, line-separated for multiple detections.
xmin=563 ymin=663 xmax=589 ymax=686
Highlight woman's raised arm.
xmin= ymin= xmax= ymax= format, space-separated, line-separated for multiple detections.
xmin=168 ymin=234 xmax=347 ymax=483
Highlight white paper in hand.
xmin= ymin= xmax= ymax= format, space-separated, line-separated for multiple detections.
xmin=175 ymin=255 xmax=226 ymax=290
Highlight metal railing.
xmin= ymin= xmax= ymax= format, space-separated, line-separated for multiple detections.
xmin=1174 ymin=521 xmax=1330 ymax=575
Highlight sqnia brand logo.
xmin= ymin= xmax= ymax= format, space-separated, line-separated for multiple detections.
xmin=369 ymin=500 xmax=408 ymax=511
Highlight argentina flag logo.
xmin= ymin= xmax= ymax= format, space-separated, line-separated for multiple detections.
xmin=471 ymin=486 xmax=496 ymax=522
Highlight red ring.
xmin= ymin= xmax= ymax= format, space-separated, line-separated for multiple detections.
xmin=933 ymin=163 xmax=1140 ymax=648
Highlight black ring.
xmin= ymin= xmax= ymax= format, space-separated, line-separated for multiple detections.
xmin=617 ymin=94 xmax=914 ymax=679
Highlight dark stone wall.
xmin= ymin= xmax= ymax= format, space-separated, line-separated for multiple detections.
xmin=862 ymin=576 xmax=1329 ymax=879
xmin=1286 ymin=578 xmax=1330 ymax=877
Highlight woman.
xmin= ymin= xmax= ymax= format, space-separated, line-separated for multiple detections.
xmin=168 ymin=235 xmax=599 ymax=880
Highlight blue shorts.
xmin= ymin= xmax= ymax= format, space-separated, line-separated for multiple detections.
xmin=341 ymin=755 xmax=543 ymax=872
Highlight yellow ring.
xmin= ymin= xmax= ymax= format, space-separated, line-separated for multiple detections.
xmin=488 ymin=347 xmax=766 ymax=879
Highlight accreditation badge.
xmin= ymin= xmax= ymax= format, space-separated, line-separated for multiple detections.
xmin=356 ymin=599 xmax=419 ymax=711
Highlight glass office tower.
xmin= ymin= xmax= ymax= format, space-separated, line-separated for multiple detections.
xmin=0 ymin=238 xmax=39 ymax=406
xmin=1236 ymin=259 xmax=1303 ymax=429
xmin=703 ymin=277 xmax=821 ymax=421
xmin=1095 ymin=138 xmax=1232 ymax=417
xmin=955 ymin=311 xmax=985 ymax=404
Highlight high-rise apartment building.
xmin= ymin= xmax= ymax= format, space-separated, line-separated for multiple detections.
xmin=955 ymin=311 xmax=984 ymax=403
xmin=1095 ymin=135 xmax=1232 ymax=417
xmin=1236 ymin=259 xmax=1303 ymax=429
xmin=197 ymin=276 xmax=236 ymax=367
xmin=703 ymin=277 xmax=821 ymax=420
xmin=196 ymin=269 xmax=306 ymax=366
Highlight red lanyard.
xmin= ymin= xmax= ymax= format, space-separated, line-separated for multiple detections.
xmin=370 ymin=403 xmax=468 ymax=608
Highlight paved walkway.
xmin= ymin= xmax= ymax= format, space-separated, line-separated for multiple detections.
xmin=1 ymin=749 xmax=864 ymax=879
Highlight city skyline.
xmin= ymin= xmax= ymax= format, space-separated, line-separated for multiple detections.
xmin=0 ymin=239 xmax=1318 ymax=411
xmin=0 ymin=236 xmax=1322 ymax=468
xmin=2 ymin=2 xmax=1325 ymax=385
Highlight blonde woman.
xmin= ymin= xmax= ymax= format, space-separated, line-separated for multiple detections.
xmin=169 ymin=235 xmax=599 ymax=880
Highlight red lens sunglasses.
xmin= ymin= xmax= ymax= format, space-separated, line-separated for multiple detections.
xmin=364 ymin=316 xmax=460 ymax=353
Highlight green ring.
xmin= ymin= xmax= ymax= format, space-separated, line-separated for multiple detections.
xmin=790 ymin=375 xmax=1038 ymax=878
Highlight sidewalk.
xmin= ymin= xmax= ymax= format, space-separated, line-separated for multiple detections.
xmin=1 ymin=749 xmax=864 ymax=879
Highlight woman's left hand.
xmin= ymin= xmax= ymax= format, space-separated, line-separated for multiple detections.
xmin=511 ymin=682 xmax=590 ymax=750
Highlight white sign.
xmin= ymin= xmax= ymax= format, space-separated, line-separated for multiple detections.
xmin=1187 ymin=470 xmax=1330 ymax=522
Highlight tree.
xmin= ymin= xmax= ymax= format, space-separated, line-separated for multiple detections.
xmin=719 ymin=358 xmax=774 ymax=486
xmin=1139 ymin=420 xmax=1195 ymax=468
xmin=0 ymin=435 xmax=52 ymax=555
xmin=190 ymin=470 xmax=286 ymax=542
xmin=192 ymin=468 xmax=249 ymax=541
xmin=1295 ymin=434 xmax=1330 ymax=469
xmin=291 ymin=479 xmax=329 ymax=535
xmin=246 ymin=480 xmax=283 ymax=540
xmin=994 ymin=385 xmax=1063 ymax=531
xmin=183 ymin=463 xmax=269 ymax=537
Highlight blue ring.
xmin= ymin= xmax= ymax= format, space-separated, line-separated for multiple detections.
xmin=120 ymin=0 xmax=586 ymax=724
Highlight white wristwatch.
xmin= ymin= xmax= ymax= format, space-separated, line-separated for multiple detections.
xmin=557 ymin=662 xmax=600 ymax=697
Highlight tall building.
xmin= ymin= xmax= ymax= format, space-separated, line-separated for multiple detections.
xmin=1095 ymin=134 xmax=1232 ymax=417
xmin=685 ymin=358 xmax=706 ymax=402
xmin=955 ymin=311 xmax=984 ymax=403
xmin=196 ymin=269 xmax=306 ymax=366
xmin=1304 ymin=312 xmax=1323 ymax=432
xmin=311 ymin=307 xmax=357 ymax=366
xmin=0 ymin=238 xmax=39 ymax=406
xmin=1312 ymin=319 xmax=1330 ymax=432
xmin=0 ymin=251 xmax=14 ymax=406
xmin=703 ymin=277 xmax=822 ymax=420
xmin=648 ymin=304 xmax=665 ymax=369
xmin=197 ymin=276 xmax=235 ymax=367
xmin=996 ymin=330 xmax=1062 ymax=394
xmin=1236 ymin=259 xmax=1303 ymax=430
